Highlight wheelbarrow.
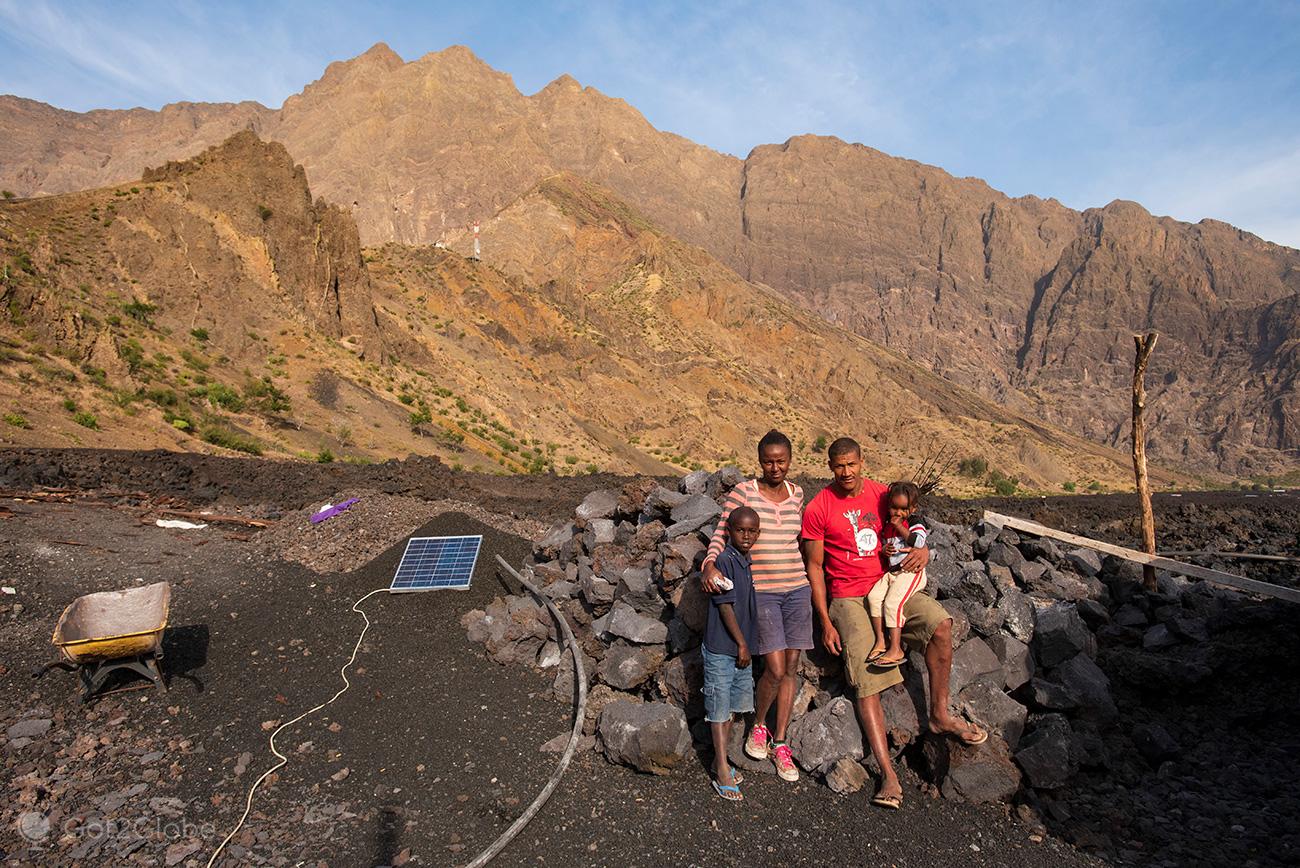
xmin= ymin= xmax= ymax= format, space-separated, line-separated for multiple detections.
xmin=37 ymin=582 xmax=171 ymax=703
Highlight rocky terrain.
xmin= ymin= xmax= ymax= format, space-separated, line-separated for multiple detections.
xmin=461 ymin=467 xmax=1300 ymax=868
xmin=3 ymin=44 xmax=1299 ymax=474
xmin=1 ymin=134 xmax=1162 ymax=492
xmin=2 ymin=453 xmax=1295 ymax=866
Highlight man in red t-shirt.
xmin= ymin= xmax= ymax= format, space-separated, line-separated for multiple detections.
xmin=803 ymin=437 xmax=987 ymax=809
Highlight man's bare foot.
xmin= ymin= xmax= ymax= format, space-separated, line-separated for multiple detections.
xmin=929 ymin=712 xmax=988 ymax=745
xmin=867 ymin=643 xmax=886 ymax=662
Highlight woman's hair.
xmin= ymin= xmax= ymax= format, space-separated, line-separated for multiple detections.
xmin=757 ymin=429 xmax=792 ymax=458
xmin=887 ymin=480 xmax=921 ymax=510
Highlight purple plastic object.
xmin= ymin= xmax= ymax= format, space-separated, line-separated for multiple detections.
xmin=310 ymin=497 xmax=360 ymax=524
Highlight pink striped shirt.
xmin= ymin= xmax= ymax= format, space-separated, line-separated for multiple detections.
xmin=704 ymin=479 xmax=808 ymax=593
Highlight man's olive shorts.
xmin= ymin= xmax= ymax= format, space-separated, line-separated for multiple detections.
xmin=828 ymin=591 xmax=950 ymax=697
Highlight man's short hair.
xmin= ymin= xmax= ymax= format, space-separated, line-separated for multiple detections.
xmin=727 ymin=505 xmax=760 ymax=529
xmin=827 ymin=437 xmax=861 ymax=461
xmin=757 ymin=429 xmax=792 ymax=457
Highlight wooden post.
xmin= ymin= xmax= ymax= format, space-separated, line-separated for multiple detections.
xmin=1132 ymin=332 xmax=1159 ymax=591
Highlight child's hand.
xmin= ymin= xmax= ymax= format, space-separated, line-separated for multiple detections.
xmin=737 ymin=643 xmax=752 ymax=669
xmin=890 ymin=515 xmax=910 ymax=534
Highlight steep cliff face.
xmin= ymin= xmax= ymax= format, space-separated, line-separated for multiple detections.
xmin=3 ymin=44 xmax=1297 ymax=473
xmin=139 ymin=131 xmax=383 ymax=354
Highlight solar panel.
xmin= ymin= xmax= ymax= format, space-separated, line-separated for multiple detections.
xmin=389 ymin=535 xmax=483 ymax=592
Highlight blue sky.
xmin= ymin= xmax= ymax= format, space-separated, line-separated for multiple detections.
xmin=2 ymin=0 xmax=1299 ymax=247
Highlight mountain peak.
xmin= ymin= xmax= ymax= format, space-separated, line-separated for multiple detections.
xmin=357 ymin=42 xmax=405 ymax=67
xmin=541 ymin=73 xmax=584 ymax=94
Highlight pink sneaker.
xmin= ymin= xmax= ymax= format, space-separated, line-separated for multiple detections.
xmin=772 ymin=742 xmax=799 ymax=782
xmin=744 ymin=724 xmax=770 ymax=760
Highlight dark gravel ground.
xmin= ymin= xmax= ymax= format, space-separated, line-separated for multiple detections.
xmin=0 ymin=499 xmax=1099 ymax=868
xmin=3 ymin=448 xmax=1298 ymax=867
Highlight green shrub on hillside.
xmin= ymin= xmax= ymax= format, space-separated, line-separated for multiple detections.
xmin=73 ymin=411 xmax=99 ymax=430
xmin=190 ymin=328 xmax=209 ymax=342
xmin=316 ymin=449 xmax=335 ymax=463
xmin=122 ymin=299 xmax=156 ymax=323
xmin=61 ymin=398 xmax=77 ymax=412
xmin=3 ymin=412 xmax=29 ymax=428
xmin=201 ymin=425 xmax=261 ymax=455
xmin=203 ymin=383 xmax=244 ymax=412
xmin=987 ymin=468 xmax=1019 ymax=496
xmin=1062 ymin=481 xmax=1077 ymax=492
xmin=958 ymin=456 xmax=989 ymax=477
xmin=244 ymin=377 xmax=290 ymax=414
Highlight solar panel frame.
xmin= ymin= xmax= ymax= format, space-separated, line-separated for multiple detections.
xmin=388 ymin=534 xmax=483 ymax=593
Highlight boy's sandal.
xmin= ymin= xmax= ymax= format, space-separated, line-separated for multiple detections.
xmin=712 ymin=780 xmax=743 ymax=801
xmin=871 ymin=791 xmax=903 ymax=810
xmin=872 ymin=656 xmax=904 ymax=669
xmin=865 ymin=649 xmax=885 ymax=663
xmin=729 ymin=767 xmax=744 ymax=785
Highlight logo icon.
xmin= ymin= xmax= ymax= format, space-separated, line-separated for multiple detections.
xmin=18 ymin=812 xmax=50 ymax=842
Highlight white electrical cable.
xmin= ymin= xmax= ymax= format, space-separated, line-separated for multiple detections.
xmin=206 ymin=556 xmax=587 ymax=868
xmin=205 ymin=586 xmax=387 ymax=868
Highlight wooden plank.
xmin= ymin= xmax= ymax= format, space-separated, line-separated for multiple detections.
xmin=1161 ymin=550 xmax=1300 ymax=564
xmin=983 ymin=510 xmax=1300 ymax=605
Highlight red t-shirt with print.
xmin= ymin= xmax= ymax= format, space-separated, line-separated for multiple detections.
xmin=801 ymin=479 xmax=891 ymax=599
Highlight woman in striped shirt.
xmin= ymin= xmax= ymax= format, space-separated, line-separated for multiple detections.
xmin=701 ymin=429 xmax=811 ymax=782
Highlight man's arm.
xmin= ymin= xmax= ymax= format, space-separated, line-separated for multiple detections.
xmin=805 ymin=538 xmax=841 ymax=655
xmin=717 ymin=603 xmax=751 ymax=668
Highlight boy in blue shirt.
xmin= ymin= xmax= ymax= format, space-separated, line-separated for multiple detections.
xmin=704 ymin=506 xmax=760 ymax=801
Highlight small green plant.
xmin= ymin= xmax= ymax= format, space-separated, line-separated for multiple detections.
xmin=3 ymin=412 xmax=29 ymax=428
xmin=958 ymin=456 xmax=989 ymax=478
xmin=812 ymin=435 xmax=828 ymax=453
xmin=201 ymin=425 xmax=262 ymax=455
xmin=11 ymin=251 xmax=35 ymax=274
xmin=119 ymin=338 xmax=146 ymax=374
xmin=257 ymin=204 xmax=273 ymax=221
xmin=190 ymin=327 xmax=209 ymax=342
xmin=80 ymin=364 xmax=108 ymax=388
xmin=585 ymin=464 xmax=598 ymax=474
xmin=1062 ymin=481 xmax=1077 ymax=492
xmin=408 ymin=404 xmax=433 ymax=428
xmin=987 ymin=469 xmax=1019 ymax=497
xmin=62 ymin=397 xmax=77 ymax=412
xmin=122 ymin=299 xmax=156 ymax=323
xmin=1 ymin=190 xmax=14 ymax=200
xmin=130 ymin=187 xmax=140 ymax=194
xmin=203 ymin=382 xmax=244 ymax=412
xmin=73 ymin=411 xmax=99 ymax=430
xmin=316 ymin=449 xmax=335 ymax=463
xmin=564 ymin=455 xmax=578 ymax=465
xmin=244 ymin=377 xmax=290 ymax=414
xmin=1087 ymin=481 xmax=1103 ymax=492
xmin=179 ymin=349 xmax=209 ymax=371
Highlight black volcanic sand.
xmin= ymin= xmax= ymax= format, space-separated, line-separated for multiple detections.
xmin=3 ymin=449 xmax=1298 ymax=866
xmin=0 ymin=501 xmax=1100 ymax=868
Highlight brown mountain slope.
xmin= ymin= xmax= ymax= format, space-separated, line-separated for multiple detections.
xmin=1 ymin=133 xmax=1165 ymax=491
xmin=2 ymin=44 xmax=1297 ymax=474
xmin=385 ymin=171 xmax=1176 ymax=491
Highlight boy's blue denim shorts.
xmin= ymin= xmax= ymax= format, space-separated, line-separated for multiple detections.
xmin=701 ymin=645 xmax=755 ymax=724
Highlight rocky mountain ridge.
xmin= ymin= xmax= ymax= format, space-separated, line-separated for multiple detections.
xmin=1 ymin=133 xmax=1157 ymax=492
xmin=2 ymin=43 xmax=1297 ymax=475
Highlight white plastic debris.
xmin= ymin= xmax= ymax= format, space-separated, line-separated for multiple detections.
xmin=1 ymin=587 xmax=15 ymax=595
xmin=156 ymin=518 xmax=207 ymax=530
